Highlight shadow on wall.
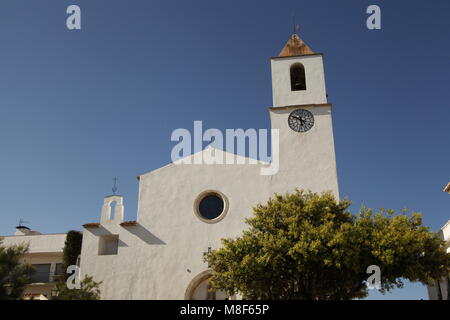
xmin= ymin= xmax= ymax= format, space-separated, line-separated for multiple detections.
xmin=273 ymin=105 xmax=331 ymax=117
xmin=85 ymin=224 xmax=166 ymax=246
xmin=86 ymin=226 xmax=128 ymax=248
xmin=125 ymin=224 xmax=166 ymax=245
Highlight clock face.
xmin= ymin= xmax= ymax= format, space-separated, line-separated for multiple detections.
xmin=288 ymin=109 xmax=314 ymax=132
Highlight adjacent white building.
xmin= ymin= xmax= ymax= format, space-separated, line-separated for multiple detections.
xmin=0 ymin=226 xmax=66 ymax=300
xmin=427 ymin=183 xmax=450 ymax=300
xmin=79 ymin=34 xmax=340 ymax=299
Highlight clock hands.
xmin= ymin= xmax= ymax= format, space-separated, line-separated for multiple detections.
xmin=292 ymin=114 xmax=305 ymax=125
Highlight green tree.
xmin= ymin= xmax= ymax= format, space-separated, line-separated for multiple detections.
xmin=53 ymin=230 xmax=102 ymax=300
xmin=53 ymin=275 xmax=102 ymax=300
xmin=0 ymin=239 xmax=34 ymax=300
xmin=62 ymin=230 xmax=82 ymax=281
xmin=206 ymin=190 xmax=450 ymax=299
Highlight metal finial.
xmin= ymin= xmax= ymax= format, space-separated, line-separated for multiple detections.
xmin=112 ymin=177 xmax=118 ymax=195
xmin=293 ymin=15 xmax=295 ymax=34
xmin=292 ymin=15 xmax=300 ymax=34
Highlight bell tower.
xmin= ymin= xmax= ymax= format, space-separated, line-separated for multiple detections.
xmin=269 ymin=33 xmax=339 ymax=200
xmin=271 ymin=34 xmax=328 ymax=107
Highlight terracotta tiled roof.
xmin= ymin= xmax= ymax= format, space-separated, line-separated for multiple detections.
xmin=279 ymin=34 xmax=314 ymax=57
xmin=120 ymin=221 xmax=138 ymax=227
xmin=82 ymin=222 xmax=100 ymax=228
xmin=444 ymin=182 xmax=450 ymax=193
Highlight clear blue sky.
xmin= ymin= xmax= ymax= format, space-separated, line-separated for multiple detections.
xmin=0 ymin=0 xmax=449 ymax=299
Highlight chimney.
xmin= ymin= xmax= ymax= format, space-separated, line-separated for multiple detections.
xmin=14 ymin=226 xmax=42 ymax=236
xmin=15 ymin=225 xmax=31 ymax=236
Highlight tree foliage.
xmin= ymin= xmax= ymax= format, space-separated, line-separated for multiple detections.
xmin=206 ymin=190 xmax=450 ymax=299
xmin=53 ymin=275 xmax=102 ymax=300
xmin=62 ymin=230 xmax=82 ymax=281
xmin=0 ymin=239 xmax=34 ymax=300
xmin=53 ymin=230 xmax=102 ymax=299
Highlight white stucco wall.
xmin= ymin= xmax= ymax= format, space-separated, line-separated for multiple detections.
xmin=440 ymin=220 xmax=450 ymax=253
xmin=269 ymin=105 xmax=339 ymax=200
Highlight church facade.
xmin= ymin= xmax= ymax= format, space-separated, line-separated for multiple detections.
xmin=79 ymin=34 xmax=340 ymax=299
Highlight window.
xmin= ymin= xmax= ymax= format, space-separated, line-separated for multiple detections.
xmin=30 ymin=264 xmax=51 ymax=283
xmin=98 ymin=235 xmax=119 ymax=255
xmin=52 ymin=263 xmax=64 ymax=282
xmin=194 ymin=191 xmax=228 ymax=223
xmin=199 ymin=195 xmax=223 ymax=219
xmin=54 ymin=263 xmax=64 ymax=275
xmin=290 ymin=63 xmax=306 ymax=91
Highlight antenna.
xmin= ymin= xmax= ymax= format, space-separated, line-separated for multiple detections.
xmin=112 ymin=177 xmax=118 ymax=195
xmin=19 ymin=219 xmax=30 ymax=227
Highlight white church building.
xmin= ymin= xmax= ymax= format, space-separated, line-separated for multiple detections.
xmin=79 ymin=34 xmax=340 ymax=299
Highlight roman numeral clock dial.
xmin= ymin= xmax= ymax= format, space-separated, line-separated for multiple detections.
xmin=288 ymin=109 xmax=314 ymax=132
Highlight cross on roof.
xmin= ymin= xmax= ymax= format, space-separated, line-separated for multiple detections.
xmin=112 ymin=177 xmax=118 ymax=195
